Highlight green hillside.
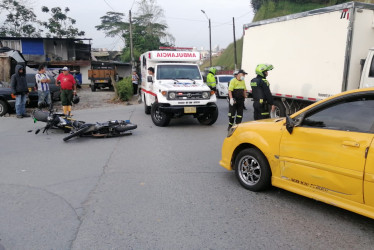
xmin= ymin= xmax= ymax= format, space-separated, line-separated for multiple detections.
xmin=206 ymin=0 xmax=374 ymax=71
xmin=200 ymin=37 xmax=243 ymax=71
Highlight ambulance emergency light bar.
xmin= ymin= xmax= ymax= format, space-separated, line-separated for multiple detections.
xmin=159 ymin=46 xmax=194 ymax=51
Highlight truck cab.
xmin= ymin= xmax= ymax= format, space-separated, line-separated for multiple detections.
xmin=140 ymin=50 xmax=218 ymax=127
xmin=360 ymin=48 xmax=374 ymax=89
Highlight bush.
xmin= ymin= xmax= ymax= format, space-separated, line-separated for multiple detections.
xmin=115 ymin=77 xmax=133 ymax=101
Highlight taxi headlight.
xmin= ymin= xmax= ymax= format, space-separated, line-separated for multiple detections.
xmin=168 ymin=92 xmax=176 ymax=99
xmin=227 ymin=125 xmax=238 ymax=137
xmin=202 ymin=91 xmax=210 ymax=99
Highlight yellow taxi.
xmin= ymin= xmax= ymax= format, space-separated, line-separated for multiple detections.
xmin=220 ymin=88 xmax=374 ymax=219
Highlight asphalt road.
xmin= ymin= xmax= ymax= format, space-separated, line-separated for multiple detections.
xmin=1 ymin=98 xmax=374 ymax=250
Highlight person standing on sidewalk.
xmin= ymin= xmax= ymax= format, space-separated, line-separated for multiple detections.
xmin=132 ymin=70 xmax=139 ymax=96
xmin=56 ymin=66 xmax=76 ymax=116
xmin=35 ymin=64 xmax=51 ymax=109
xmin=11 ymin=65 xmax=30 ymax=118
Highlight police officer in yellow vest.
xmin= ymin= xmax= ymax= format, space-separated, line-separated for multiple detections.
xmin=250 ymin=64 xmax=275 ymax=120
xmin=228 ymin=69 xmax=248 ymax=130
xmin=206 ymin=67 xmax=217 ymax=91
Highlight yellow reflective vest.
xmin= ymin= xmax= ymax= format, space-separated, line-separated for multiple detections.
xmin=206 ymin=72 xmax=216 ymax=88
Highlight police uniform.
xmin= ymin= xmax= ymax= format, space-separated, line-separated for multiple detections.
xmin=206 ymin=67 xmax=217 ymax=91
xmin=228 ymin=77 xmax=246 ymax=128
xmin=250 ymin=75 xmax=273 ymax=120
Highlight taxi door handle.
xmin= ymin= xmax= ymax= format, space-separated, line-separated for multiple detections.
xmin=342 ymin=141 xmax=360 ymax=148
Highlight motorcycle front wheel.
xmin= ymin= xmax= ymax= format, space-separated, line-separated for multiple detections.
xmin=63 ymin=126 xmax=90 ymax=142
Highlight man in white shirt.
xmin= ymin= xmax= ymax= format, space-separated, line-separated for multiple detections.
xmin=35 ymin=64 xmax=51 ymax=109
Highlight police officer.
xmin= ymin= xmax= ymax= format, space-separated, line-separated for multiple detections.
xmin=250 ymin=64 xmax=275 ymax=120
xmin=228 ymin=69 xmax=247 ymax=130
xmin=206 ymin=67 xmax=217 ymax=91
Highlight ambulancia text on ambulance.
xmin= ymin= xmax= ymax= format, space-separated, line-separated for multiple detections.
xmin=140 ymin=48 xmax=218 ymax=127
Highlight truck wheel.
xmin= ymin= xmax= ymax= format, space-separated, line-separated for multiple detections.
xmin=234 ymin=148 xmax=271 ymax=191
xmin=197 ymin=105 xmax=218 ymax=125
xmin=90 ymin=83 xmax=96 ymax=92
xmin=0 ymin=100 xmax=9 ymax=116
xmin=144 ymin=95 xmax=151 ymax=115
xmin=109 ymin=83 xmax=114 ymax=91
xmin=151 ymin=103 xmax=170 ymax=127
xmin=273 ymin=99 xmax=286 ymax=117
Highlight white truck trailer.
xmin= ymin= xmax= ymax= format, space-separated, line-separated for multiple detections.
xmin=140 ymin=50 xmax=218 ymax=126
xmin=242 ymin=1 xmax=374 ymax=116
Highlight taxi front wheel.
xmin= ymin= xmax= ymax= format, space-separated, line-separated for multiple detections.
xmin=234 ymin=148 xmax=271 ymax=191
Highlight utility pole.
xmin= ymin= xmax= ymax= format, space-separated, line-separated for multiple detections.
xmin=208 ymin=18 xmax=212 ymax=67
xmin=129 ymin=10 xmax=134 ymax=70
xmin=201 ymin=10 xmax=212 ymax=67
xmin=233 ymin=17 xmax=237 ymax=70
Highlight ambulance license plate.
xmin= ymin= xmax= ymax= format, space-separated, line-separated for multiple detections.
xmin=184 ymin=107 xmax=196 ymax=113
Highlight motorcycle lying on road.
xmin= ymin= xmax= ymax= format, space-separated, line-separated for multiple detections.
xmin=32 ymin=105 xmax=137 ymax=141
xmin=32 ymin=106 xmax=82 ymax=134
xmin=62 ymin=119 xmax=137 ymax=141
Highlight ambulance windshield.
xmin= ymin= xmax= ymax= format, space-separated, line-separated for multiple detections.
xmin=157 ymin=65 xmax=201 ymax=80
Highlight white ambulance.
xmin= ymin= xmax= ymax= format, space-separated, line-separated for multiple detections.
xmin=140 ymin=49 xmax=218 ymax=127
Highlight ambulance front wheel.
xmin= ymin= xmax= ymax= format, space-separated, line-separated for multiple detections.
xmin=151 ymin=103 xmax=170 ymax=127
xmin=197 ymin=106 xmax=218 ymax=125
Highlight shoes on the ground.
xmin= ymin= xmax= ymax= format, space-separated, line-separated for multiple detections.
xmin=16 ymin=115 xmax=23 ymax=118
xmin=22 ymin=114 xmax=30 ymax=117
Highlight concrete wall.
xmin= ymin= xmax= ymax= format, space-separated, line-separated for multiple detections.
xmin=44 ymin=40 xmax=69 ymax=61
xmin=80 ymin=65 xmax=91 ymax=84
xmin=117 ymin=65 xmax=132 ymax=79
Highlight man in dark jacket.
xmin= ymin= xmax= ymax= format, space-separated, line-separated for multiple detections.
xmin=250 ymin=64 xmax=275 ymax=120
xmin=11 ymin=65 xmax=29 ymax=118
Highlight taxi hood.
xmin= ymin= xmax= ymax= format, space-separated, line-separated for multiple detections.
xmin=237 ymin=117 xmax=285 ymax=129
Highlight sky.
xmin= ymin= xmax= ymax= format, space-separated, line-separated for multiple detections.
xmin=29 ymin=0 xmax=254 ymax=51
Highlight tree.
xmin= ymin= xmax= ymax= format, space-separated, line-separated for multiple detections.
xmin=96 ymin=0 xmax=174 ymax=62
xmin=95 ymin=11 xmax=127 ymax=39
xmin=41 ymin=6 xmax=85 ymax=38
xmin=135 ymin=0 xmax=174 ymax=46
xmin=0 ymin=0 xmax=42 ymax=37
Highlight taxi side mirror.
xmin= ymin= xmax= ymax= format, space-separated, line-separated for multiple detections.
xmin=286 ymin=115 xmax=295 ymax=134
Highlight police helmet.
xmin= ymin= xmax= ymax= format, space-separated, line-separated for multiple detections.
xmin=72 ymin=95 xmax=80 ymax=104
xmin=209 ymin=67 xmax=217 ymax=75
xmin=255 ymin=64 xmax=274 ymax=77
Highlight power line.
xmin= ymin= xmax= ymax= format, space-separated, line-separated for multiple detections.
xmin=165 ymin=16 xmax=206 ymax=23
xmin=165 ymin=11 xmax=252 ymax=28
xmin=130 ymin=0 xmax=136 ymax=10
xmin=102 ymin=0 xmax=116 ymax=11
